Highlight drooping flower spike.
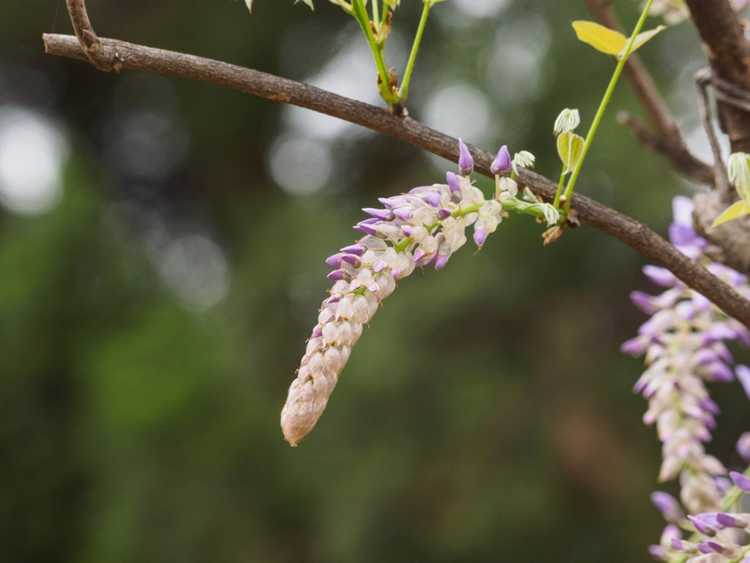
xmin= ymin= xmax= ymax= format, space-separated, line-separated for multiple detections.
xmin=280 ymin=142 xmax=556 ymax=446
xmin=626 ymin=196 xmax=750 ymax=561
xmin=624 ymin=197 xmax=750 ymax=513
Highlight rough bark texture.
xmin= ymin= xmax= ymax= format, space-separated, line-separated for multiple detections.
xmin=686 ymin=0 xmax=750 ymax=152
xmin=42 ymin=32 xmax=750 ymax=326
xmin=685 ymin=0 xmax=750 ymax=270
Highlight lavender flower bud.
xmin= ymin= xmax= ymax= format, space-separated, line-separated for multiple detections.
xmin=474 ymin=228 xmax=487 ymax=248
xmin=363 ymin=208 xmax=394 ymax=221
xmin=446 ymin=171 xmax=461 ymax=194
xmin=647 ymin=545 xmax=667 ymax=560
xmin=458 ymin=138 xmax=474 ymax=176
xmin=730 ymin=471 xmax=750 ymax=492
xmin=716 ymin=511 xmax=747 ymax=529
xmin=490 ymin=145 xmax=512 ymax=175
xmin=651 ymin=492 xmax=683 ymax=522
xmin=340 ymin=244 xmax=366 ymax=256
xmin=688 ymin=515 xmax=717 ymax=536
xmin=643 ymin=265 xmax=677 ymax=287
xmin=737 ymin=365 xmax=750 ymax=399
xmin=354 ymin=221 xmax=378 ymax=235
xmin=738 ymin=433 xmax=750 ymax=461
xmin=434 ymin=254 xmax=450 ymax=270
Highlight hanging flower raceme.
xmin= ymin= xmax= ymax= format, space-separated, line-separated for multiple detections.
xmin=624 ymin=197 xmax=750 ymax=560
xmin=623 ymin=197 xmax=750 ymax=511
xmin=280 ymin=141 xmax=558 ymax=446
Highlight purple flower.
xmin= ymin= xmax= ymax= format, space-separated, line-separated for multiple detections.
xmin=458 ymin=138 xmax=474 ymax=176
xmin=446 ymin=171 xmax=461 ymax=194
xmin=730 ymin=471 xmax=750 ymax=492
xmin=688 ymin=514 xmax=717 ymax=536
xmin=651 ymin=492 xmax=683 ymax=522
xmin=473 ymin=227 xmax=487 ymax=248
xmin=624 ymin=197 xmax=750 ymax=516
xmin=643 ymin=265 xmax=677 ymax=287
xmin=737 ymin=365 xmax=750 ymax=399
xmin=737 ymin=433 xmax=750 ymax=461
xmin=363 ymin=207 xmax=394 ymax=221
xmin=716 ymin=511 xmax=746 ymax=528
xmin=340 ymin=244 xmax=366 ymax=256
xmin=631 ymin=291 xmax=658 ymax=314
xmin=490 ymin=145 xmax=512 ymax=175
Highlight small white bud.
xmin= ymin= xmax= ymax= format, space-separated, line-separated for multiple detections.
xmin=553 ymin=108 xmax=581 ymax=135
xmin=512 ymin=151 xmax=536 ymax=175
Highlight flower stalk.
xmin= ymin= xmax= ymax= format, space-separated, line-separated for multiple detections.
xmin=561 ymin=0 xmax=655 ymax=213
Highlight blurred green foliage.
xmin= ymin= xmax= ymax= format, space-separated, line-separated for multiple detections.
xmin=1 ymin=1 xmax=749 ymax=562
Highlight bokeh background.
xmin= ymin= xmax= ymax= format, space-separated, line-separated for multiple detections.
xmin=3 ymin=1 xmax=750 ymax=561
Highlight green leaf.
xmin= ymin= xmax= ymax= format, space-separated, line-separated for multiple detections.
xmin=572 ymin=21 xmax=627 ymax=55
xmin=711 ymin=200 xmax=750 ymax=229
xmin=557 ymin=132 xmax=585 ymax=174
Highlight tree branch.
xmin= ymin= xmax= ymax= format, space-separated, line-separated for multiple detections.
xmin=617 ymin=111 xmax=715 ymax=185
xmin=41 ymin=32 xmax=750 ymax=327
xmin=686 ymin=0 xmax=750 ymax=153
xmin=64 ymin=0 xmax=116 ymax=71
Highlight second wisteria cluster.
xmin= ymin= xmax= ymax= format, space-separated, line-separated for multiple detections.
xmin=280 ymin=141 xmax=559 ymax=446
xmin=623 ymin=197 xmax=750 ymax=562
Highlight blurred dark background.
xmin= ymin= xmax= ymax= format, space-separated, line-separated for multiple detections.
xmin=2 ymin=1 xmax=749 ymax=561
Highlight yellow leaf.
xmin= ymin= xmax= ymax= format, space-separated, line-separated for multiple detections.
xmin=711 ymin=201 xmax=750 ymax=229
xmin=572 ymin=20 xmax=627 ymax=56
xmin=623 ymin=25 xmax=667 ymax=57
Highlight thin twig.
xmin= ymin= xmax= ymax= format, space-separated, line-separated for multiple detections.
xmin=41 ymin=32 xmax=750 ymax=327
xmin=64 ymin=0 xmax=116 ymax=71
xmin=685 ymin=0 xmax=750 ymax=152
xmin=617 ymin=112 xmax=715 ymax=185
xmin=710 ymin=74 xmax=750 ymax=114
xmin=696 ymin=68 xmax=732 ymax=199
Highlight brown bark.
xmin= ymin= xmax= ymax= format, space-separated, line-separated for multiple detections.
xmin=42 ymin=32 xmax=750 ymax=326
xmin=686 ymin=0 xmax=750 ymax=152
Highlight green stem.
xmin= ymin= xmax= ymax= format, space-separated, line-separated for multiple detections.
xmin=352 ymin=0 xmax=398 ymax=105
xmin=561 ymin=0 xmax=654 ymax=213
xmin=380 ymin=1 xmax=389 ymax=27
xmin=503 ymin=198 xmax=550 ymax=221
xmin=552 ymin=169 xmax=567 ymax=208
xmin=398 ymin=0 xmax=432 ymax=103
xmin=452 ymin=203 xmax=482 ymax=218
xmin=371 ymin=0 xmax=380 ymax=32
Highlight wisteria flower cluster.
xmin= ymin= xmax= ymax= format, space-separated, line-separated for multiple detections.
xmin=280 ymin=141 xmax=559 ymax=446
xmin=623 ymin=197 xmax=750 ymax=561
